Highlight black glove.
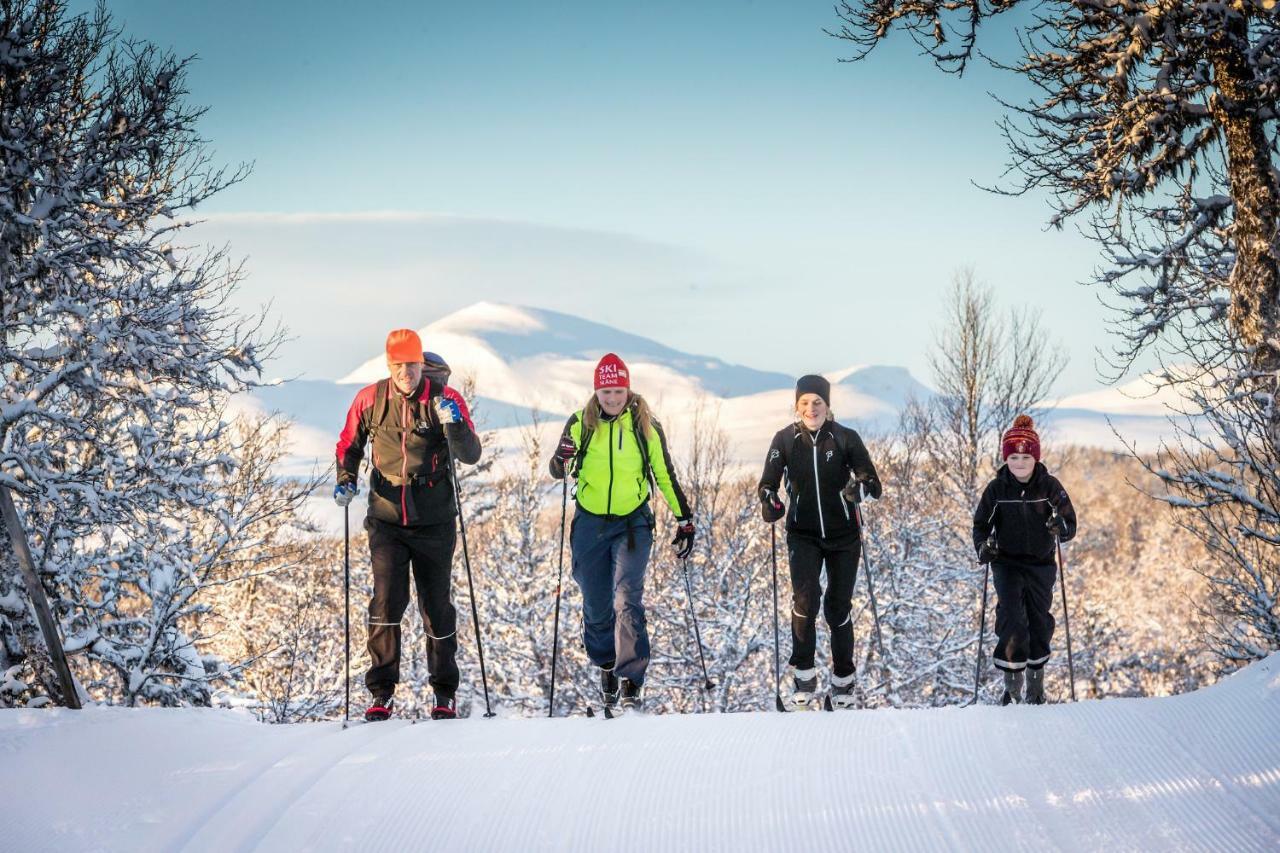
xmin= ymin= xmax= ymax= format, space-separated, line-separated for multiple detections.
xmin=759 ymin=488 xmax=784 ymax=523
xmin=551 ymin=435 xmax=578 ymax=478
xmin=1046 ymin=513 xmax=1068 ymax=538
xmin=977 ymin=537 xmax=998 ymax=565
xmin=672 ymin=519 xmax=695 ymax=559
xmin=842 ymin=480 xmax=866 ymax=504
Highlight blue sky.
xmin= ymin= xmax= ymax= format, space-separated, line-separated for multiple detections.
xmin=91 ymin=1 xmax=1139 ymax=393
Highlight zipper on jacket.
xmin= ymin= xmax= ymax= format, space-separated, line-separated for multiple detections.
xmin=606 ymin=419 xmax=615 ymax=516
xmin=400 ymin=396 xmax=410 ymax=525
xmin=811 ymin=431 xmax=826 ymax=538
xmin=1019 ymin=488 xmax=1029 ymax=556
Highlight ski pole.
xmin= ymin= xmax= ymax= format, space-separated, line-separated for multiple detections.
xmin=1053 ymin=508 xmax=1077 ymax=702
xmin=680 ymin=554 xmax=715 ymax=692
xmin=548 ymin=476 xmax=568 ymax=717
xmin=344 ymin=504 xmax=351 ymax=724
xmin=445 ymin=437 xmax=495 ymax=718
xmin=770 ymin=522 xmax=785 ymax=712
xmin=973 ymin=549 xmax=991 ymax=705
xmin=853 ymin=502 xmax=889 ymax=686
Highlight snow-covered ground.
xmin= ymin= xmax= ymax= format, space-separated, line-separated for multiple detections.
xmin=4 ymin=655 xmax=1278 ymax=852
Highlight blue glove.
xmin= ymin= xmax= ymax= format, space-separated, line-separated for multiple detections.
xmin=334 ymin=482 xmax=357 ymax=507
xmin=435 ymin=397 xmax=462 ymax=425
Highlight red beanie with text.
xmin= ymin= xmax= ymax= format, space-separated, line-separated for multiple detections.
xmin=594 ymin=353 xmax=630 ymax=390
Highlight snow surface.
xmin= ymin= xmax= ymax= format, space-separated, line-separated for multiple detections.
xmin=3 ymin=655 xmax=1278 ymax=852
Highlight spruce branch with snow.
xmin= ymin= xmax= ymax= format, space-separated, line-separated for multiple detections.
xmin=834 ymin=0 xmax=1280 ymax=664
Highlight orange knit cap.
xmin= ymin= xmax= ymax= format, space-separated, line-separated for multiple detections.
xmin=385 ymin=329 xmax=423 ymax=364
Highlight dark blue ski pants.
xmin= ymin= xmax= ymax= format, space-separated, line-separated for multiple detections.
xmin=570 ymin=504 xmax=655 ymax=685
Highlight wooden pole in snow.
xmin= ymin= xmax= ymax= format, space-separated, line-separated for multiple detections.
xmin=0 ymin=484 xmax=81 ymax=708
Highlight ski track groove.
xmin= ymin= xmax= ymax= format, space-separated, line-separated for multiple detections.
xmin=891 ymin=709 xmax=968 ymax=852
xmin=1127 ymin=690 xmax=1268 ymax=851
xmin=934 ymin=707 xmax=1051 ymax=851
xmin=1025 ymin=693 xmax=1231 ymax=852
xmin=156 ymin=717 xmax=320 ymax=853
xmin=1038 ymin=698 xmax=1176 ymax=852
xmin=178 ymin=719 xmax=410 ymax=853
xmin=1142 ymin=682 xmax=1280 ymax=844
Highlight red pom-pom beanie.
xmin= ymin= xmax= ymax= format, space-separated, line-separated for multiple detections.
xmin=1001 ymin=414 xmax=1041 ymax=462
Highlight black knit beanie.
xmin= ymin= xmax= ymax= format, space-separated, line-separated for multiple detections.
xmin=795 ymin=374 xmax=830 ymax=406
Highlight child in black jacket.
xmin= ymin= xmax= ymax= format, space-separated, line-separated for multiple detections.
xmin=972 ymin=415 xmax=1077 ymax=705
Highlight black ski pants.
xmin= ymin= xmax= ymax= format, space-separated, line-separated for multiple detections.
xmin=364 ymin=516 xmax=459 ymax=699
xmin=787 ymin=530 xmax=859 ymax=679
xmin=991 ymin=559 xmax=1056 ymax=672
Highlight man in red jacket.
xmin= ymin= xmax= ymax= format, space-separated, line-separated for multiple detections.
xmin=334 ymin=329 xmax=482 ymax=720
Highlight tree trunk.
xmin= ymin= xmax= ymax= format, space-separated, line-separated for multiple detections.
xmin=1211 ymin=13 xmax=1280 ymax=395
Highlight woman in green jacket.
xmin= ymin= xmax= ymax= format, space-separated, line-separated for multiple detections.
xmin=549 ymin=353 xmax=694 ymax=711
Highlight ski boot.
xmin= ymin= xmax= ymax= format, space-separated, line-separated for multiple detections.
xmin=828 ymin=671 xmax=858 ymax=710
xmin=1025 ymin=667 xmax=1046 ymax=705
xmin=619 ymin=678 xmax=642 ymax=712
xmin=430 ymin=692 xmax=457 ymax=720
xmin=1000 ymin=669 xmax=1025 ymax=706
xmin=785 ymin=668 xmax=821 ymax=711
xmin=364 ymin=694 xmax=394 ymax=722
xmin=600 ymin=665 xmax=620 ymax=712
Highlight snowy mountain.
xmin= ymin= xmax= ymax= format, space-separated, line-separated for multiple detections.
xmin=340 ymin=301 xmax=795 ymax=405
xmin=234 ymin=302 xmax=1188 ymax=484
xmin=4 ymin=653 xmax=1278 ymax=851
xmin=236 ymin=302 xmax=935 ymax=476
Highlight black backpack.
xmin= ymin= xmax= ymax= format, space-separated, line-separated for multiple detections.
xmin=572 ymin=399 xmax=656 ymax=492
xmin=369 ymin=351 xmax=453 ymax=435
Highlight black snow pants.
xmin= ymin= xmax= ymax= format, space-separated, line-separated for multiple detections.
xmin=364 ymin=516 xmax=459 ymax=698
xmin=787 ymin=530 xmax=860 ymax=679
xmin=991 ymin=559 xmax=1057 ymax=672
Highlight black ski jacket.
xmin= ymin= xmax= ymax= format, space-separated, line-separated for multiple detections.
xmin=972 ymin=463 xmax=1077 ymax=567
xmin=758 ymin=420 xmax=882 ymax=540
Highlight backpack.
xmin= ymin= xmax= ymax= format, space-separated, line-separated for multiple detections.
xmin=369 ymin=352 xmax=452 ymax=435
xmin=572 ymin=400 xmax=656 ymax=492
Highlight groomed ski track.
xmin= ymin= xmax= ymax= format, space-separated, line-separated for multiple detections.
xmin=3 ymin=655 xmax=1278 ymax=852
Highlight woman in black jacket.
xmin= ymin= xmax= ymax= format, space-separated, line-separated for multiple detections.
xmin=758 ymin=375 xmax=881 ymax=709
xmin=973 ymin=415 xmax=1077 ymax=705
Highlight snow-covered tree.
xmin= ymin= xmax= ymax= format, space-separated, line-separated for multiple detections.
xmin=833 ymin=0 xmax=1280 ymax=665
xmin=0 ymin=0 xmax=285 ymax=706
xmin=858 ymin=409 xmax=981 ymax=706
xmin=644 ymin=402 xmax=772 ymax=713
xmin=926 ymin=268 xmax=1066 ymax=513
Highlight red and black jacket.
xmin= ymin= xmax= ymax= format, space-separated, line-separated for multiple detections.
xmin=335 ymin=377 xmax=481 ymax=527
